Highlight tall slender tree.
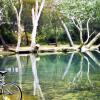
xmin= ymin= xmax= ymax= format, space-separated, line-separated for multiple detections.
xmin=30 ymin=0 xmax=45 ymax=50
xmin=10 ymin=0 xmax=23 ymax=52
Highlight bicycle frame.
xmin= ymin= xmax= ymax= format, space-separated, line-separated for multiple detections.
xmin=0 ymin=73 xmax=6 ymax=94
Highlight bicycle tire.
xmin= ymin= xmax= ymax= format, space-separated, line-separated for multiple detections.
xmin=2 ymin=83 xmax=22 ymax=100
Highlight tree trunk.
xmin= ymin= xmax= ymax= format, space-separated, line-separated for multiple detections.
xmin=31 ymin=25 xmax=37 ymax=48
xmin=16 ymin=32 xmax=21 ymax=51
xmin=60 ymin=19 xmax=74 ymax=47
xmin=0 ymin=34 xmax=8 ymax=50
xmin=86 ymin=51 xmax=100 ymax=67
xmin=10 ymin=0 xmax=23 ymax=52
xmin=80 ymin=30 xmax=83 ymax=44
xmin=84 ymin=18 xmax=91 ymax=44
xmin=71 ymin=18 xmax=83 ymax=45
xmin=30 ymin=0 xmax=45 ymax=49
xmin=86 ymin=32 xmax=100 ymax=48
xmin=16 ymin=17 xmax=22 ymax=51
xmin=16 ymin=4 xmax=23 ymax=51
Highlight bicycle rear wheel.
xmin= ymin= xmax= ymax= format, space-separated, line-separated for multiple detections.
xmin=2 ymin=83 xmax=22 ymax=100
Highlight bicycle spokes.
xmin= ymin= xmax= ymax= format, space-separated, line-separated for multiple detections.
xmin=3 ymin=83 xmax=22 ymax=100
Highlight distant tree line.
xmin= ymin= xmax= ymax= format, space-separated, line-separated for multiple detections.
xmin=0 ymin=0 xmax=100 ymax=51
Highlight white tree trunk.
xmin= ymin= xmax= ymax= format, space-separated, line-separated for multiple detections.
xmin=84 ymin=18 xmax=91 ymax=44
xmin=80 ymin=29 xmax=83 ymax=44
xmin=60 ymin=19 xmax=74 ymax=47
xmin=16 ymin=17 xmax=22 ymax=51
xmin=30 ymin=0 xmax=45 ymax=50
xmin=86 ymin=32 xmax=100 ymax=48
xmin=71 ymin=17 xmax=83 ymax=44
xmin=31 ymin=23 xmax=38 ymax=48
xmin=10 ymin=0 xmax=23 ymax=52
xmin=86 ymin=51 xmax=100 ymax=67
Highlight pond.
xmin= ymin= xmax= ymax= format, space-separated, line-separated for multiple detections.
xmin=0 ymin=51 xmax=100 ymax=100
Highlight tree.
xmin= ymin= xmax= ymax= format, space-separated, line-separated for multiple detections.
xmin=0 ymin=5 xmax=9 ymax=50
xmin=58 ymin=0 xmax=100 ymax=52
xmin=30 ymin=0 xmax=45 ymax=50
xmin=10 ymin=0 xmax=23 ymax=52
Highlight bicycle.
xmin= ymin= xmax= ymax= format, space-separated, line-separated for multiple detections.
xmin=0 ymin=71 xmax=22 ymax=100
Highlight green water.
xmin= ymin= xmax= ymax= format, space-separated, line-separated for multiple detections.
xmin=0 ymin=51 xmax=100 ymax=100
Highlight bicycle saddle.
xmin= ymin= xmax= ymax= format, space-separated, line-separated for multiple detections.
xmin=0 ymin=71 xmax=7 ymax=76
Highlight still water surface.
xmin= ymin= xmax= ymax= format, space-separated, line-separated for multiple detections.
xmin=0 ymin=51 xmax=100 ymax=100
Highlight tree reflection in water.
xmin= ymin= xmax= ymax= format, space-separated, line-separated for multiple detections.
xmin=15 ymin=54 xmax=45 ymax=99
xmin=30 ymin=54 xmax=45 ymax=100
xmin=0 ymin=51 xmax=99 ymax=99
xmin=62 ymin=51 xmax=100 ymax=89
xmin=62 ymin=52 xmax=75 ymax=80
xmin=16 ymin=54 xmax=23 ymax=89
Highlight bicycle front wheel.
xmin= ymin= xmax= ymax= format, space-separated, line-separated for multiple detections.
xmin=2 ymin=83 xmax=22 ymax=100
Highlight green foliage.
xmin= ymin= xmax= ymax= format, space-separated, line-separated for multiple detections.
xmin=59 ymin=0 xmax=97 ymax=20
xmin=0 ymin=0 xmax=100 ymax=45
xmin=0 ymin=24 xmax=16 ymax=44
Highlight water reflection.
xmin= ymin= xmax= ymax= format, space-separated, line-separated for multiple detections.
xmin=30 ymin=54 xmax=45 ymax=100
xmin=86 ymin=51 xmax=100 ymax=67
xmin=62 ymin=52 xmax=75 ymax=79
xmin=0 ymin=51 xmax=100 ymax=100
xmin=16 ymin=54 xmax=23 ymax=89
xmin=62 ymin=51 xmax=100 ymax=89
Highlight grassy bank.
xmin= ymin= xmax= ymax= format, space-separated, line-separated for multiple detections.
xmin=0 ymin=48 xmax=15 ymax=56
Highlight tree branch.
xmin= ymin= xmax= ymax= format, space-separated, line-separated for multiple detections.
xmin=10 ymin=0 xmax=18 ymax=18
xmin=35 ymin=0 xmax=39 ymax=18
xmin=86 ymin=32 xmax=100 ymax=48
xmin=71 ymin=17 xmax=80 ymax=30
xmin=60 ymin=18 xmax=74 ymax=47
xmin=86 ymin=51 xmax=100 ymax=67
xmin=37 ymin=0 xmax=45 ymax=21
xmin=84 ymin=18 xmax=91 ymax=44
xmin=32 ymin=7 xmax=35 ymax=25
xmin=19 ymin=0 xmax=23 ymax=19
